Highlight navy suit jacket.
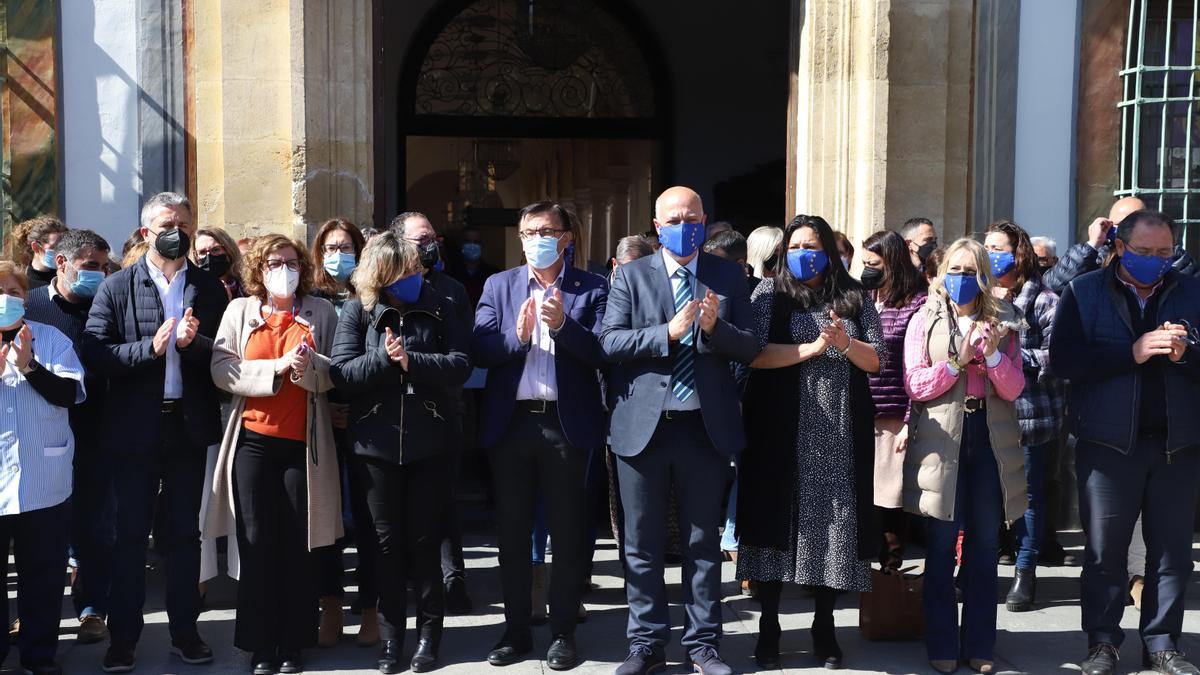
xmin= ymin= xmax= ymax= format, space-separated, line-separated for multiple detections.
xmin=471 ymin=264 xmax=608 ymax=450
xmin=601 ymin=251 xmax=759 ymax=458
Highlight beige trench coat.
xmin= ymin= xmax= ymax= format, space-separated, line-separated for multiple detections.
xmin=203 ymin=295 xmax=343 ymax=550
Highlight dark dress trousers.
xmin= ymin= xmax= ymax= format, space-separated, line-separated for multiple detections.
xmin=601 ymin=251 xmax=758 ymax=654
xmin=84 ymin=257 xmax=227 ymax=647
xmin=472 ymin=264 xmax=607 ymax=640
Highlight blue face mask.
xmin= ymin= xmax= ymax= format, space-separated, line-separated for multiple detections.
xmin=385 ymin=273 xmax=423 ymax=305
xmin=0 ymin=294 xmax=24 ymax=329
xmin=988 ymin=251 xmax=1015 ymax=278
xmin=43 ymin=248 xmax=56 ymax=268
xmin=657 ymin=221 xmax=704 ymax=258
xmin=943 ymin=272 xmax=981 ymax=305
xmin=522 ymin=235 xmax=562 ymax=270
xmin=1120 ymin=249 xmax=1172 ymax=285
xmin=462 ymin=243 xmax=482 ymax=261
xmin=69 ymin=269 xmax=105 ymax=299
xmin=786 ymin=248 xmax=828 ymax=282
xmin=323 ymin=252 xmax=357 ymax=282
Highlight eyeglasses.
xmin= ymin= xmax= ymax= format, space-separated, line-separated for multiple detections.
xmin=197 ymin=245 xmax=226 ymax=257
xmin=264 ymin=259 xmax=301 ymax=272
xmin=322 ymin=243 xmax=355 ymax=255
xmin=518 ymin=228 xmax=565 ymax=240
xmin=403 ymin=236 xmax=438 ymax=247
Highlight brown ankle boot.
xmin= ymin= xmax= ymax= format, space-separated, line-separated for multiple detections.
xmin=318 ymin=595 xmax=343 ymax=648
xmin=357 ymin=606 xmax=380 ymax=647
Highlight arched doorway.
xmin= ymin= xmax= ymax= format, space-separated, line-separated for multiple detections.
xmin=396 ymin=0 xmax=671 ymax=272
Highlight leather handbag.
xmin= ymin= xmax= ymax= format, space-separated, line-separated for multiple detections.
xmin=859 ymin=566 xmax=925 ymax=641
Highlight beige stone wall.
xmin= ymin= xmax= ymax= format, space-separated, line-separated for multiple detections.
xmin=188 ymin=0 xmax=373 ymax=243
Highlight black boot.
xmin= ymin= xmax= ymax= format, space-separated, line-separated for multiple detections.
xmin=377 ymin=640 xmax=402 ymax=675
xmin=411 ymin=636 xmax=438 ymax=673
xmin=755 ymin=580 xmax=783 ymax=669
xmin=1005 ymin=568 xmax=1036 ymax=612
xmin=811 ymin=586 xmax=842 ymax=670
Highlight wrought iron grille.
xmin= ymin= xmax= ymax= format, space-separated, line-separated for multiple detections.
xmin=415 ymin=0 xmax=655 ymax=119
xmin=1118 ymin=0 xmax=1200 ymax=251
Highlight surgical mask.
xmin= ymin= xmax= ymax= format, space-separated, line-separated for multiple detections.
xmin=1120 ymin=249 xmax=1172 ymax=286
xmin=42 ymin=248 xmax=56 ymax=268
xmin=860 ymin=266 xmax=885 ymax=290
xmin=657 ymin=222 xmax=704 ymax=259
xmin=417 ymin=241 xmax=440 ymax=271
xmin=323 ymin=252 xmax=357 ymax=282
xmin=522 ymin=235 xmax=562 ymax=270
xmin=461 ymin=242 xmax=482 ymax=261
xmin=153 ymin=228 xmax=190 ymax=261
xmin=786 ymin=248 xmax=828 ymax=282
xmin=386 ymin=273 xmax=423 ymax=304
xmin=69 ymin=269 xmax=105 ymax=299
xmin=943 ymin=272 xmax=981 ymax=305
xmin=916 ymin=241 xmax=938 ymax=265
xmin=198 ymin=252 xmax=231 ymax=279
xmin=264 ymin=266 xmax=299 ymax=298
xmin=988 ymin=251 xmax=1016 ymax=278
xmin=0 ymin=295 xmax=24 ymax=329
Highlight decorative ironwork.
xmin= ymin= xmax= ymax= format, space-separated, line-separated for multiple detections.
xmin=415 ymin=0 xmax=656 ymax=119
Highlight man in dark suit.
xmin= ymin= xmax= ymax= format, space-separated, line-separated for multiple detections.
xmin=602 ymin=187 xmax=759 ymax=675
xmin=472 ymin=201 xmax=607 ymax=671
xmin=85 ymin=192 xmax=227 ymax=673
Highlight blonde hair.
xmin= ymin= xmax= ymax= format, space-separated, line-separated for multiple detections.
xmin=352 ymin=230 xmax=422 ymax=311
xmin=122 ymin=241 xmax=149 ymax=269
xmin=746 ymin=225 xmax=783 ymax=278
xmin=932 ymin=237 xmax=1000 ymax=321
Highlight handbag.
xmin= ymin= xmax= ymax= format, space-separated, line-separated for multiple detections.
xmin=859 ymin=566 xmax=925 ymax=641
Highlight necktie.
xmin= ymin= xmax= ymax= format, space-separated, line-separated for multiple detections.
xmin=672 ymin=267 xmax=695 ymax=402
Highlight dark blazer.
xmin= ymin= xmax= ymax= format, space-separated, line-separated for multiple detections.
xmin=472 ymin=264 xmax=608 ymax=451
xmin=601 ymin=251 xmax=759 ymax=458
xmin=329 ymin=283 xmax=472 ymax=466
xmin=84 ymin=256 xmax=228 ymax=454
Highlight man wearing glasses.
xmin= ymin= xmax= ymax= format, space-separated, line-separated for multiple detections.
xmin=85 ymin=192 xmax=228 ymax=673
xmin=472 ymin=201 xmax=607 ymax=670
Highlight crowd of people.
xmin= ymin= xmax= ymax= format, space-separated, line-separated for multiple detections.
xmin=0 ymin=186 xmax=1198 ymax=675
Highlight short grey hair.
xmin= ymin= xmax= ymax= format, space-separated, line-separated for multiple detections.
xmin=614 ymin=235 xmax=654 ymax=264
xmin=55 ymin=229 xmax=111 ymax=262
xmin=140 ymin=192 xmax=192 ymax=231
xmin=1030 ymin=236 xmax=1057 ymax=257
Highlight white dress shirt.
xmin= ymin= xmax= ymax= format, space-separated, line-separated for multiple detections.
xmin=662 ymin=249 xmax=701 ymax=411
xmin=146 ymin=258 xmax=187 ymax=399
xmin=516 ymin=264 xmax=565 ymax=402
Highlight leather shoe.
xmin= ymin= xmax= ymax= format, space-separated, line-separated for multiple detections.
xmin=278 ymin=649 xmax=303 ymax=674
xmin=615 ymin=645 xmax=665 ymax=675
xmin=102 ymin=643 xmax=137 ymax=673
xmin=690 ymin=647 xmax=733 ymax=675
xmin=250 ymin=650 xmax=276 ymax=675
xmin=78 ymin=615 xmax=109 ymax=645
xmin=487 ymin=639 xmax=533 ymax=667
xmin=377 ymin=640 xmax=402 ymax=674
xmin=1081 ymin=643 xmax=1119 ymax=675
xmin=1005 ymin=567 xmax=1036 ymax=612
xmin=171 ymin=636 xmax=214 ymax=665
xmin=1149 ymin=650 xmax=1200 ymax=675
xmin=411 ymin=637 xmax=439 ymax=673
xmin=929 ymin=659 xmax=958 ymax=673
xmin=546 ymin=634 xmax=578 ymax=671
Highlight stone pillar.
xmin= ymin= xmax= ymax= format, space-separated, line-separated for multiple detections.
xmin=188 ymin=0 xmax=373 ymax=241
xmin=787 ymin=0 xmax=974 ymax=247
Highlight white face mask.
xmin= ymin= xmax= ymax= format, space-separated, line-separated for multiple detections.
xmin=264 ymin=266 xmax=299 ymax=299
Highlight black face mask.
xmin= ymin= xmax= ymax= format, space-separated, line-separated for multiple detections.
xmin=916 ymin=241 xmax=938 ymax=265
xmin=154 ymin=228 xmax=190 ymax=261
xmin=198 ymin=252 xmax=231 ymax=278
xmin=418 ymin=241 xmax=440 ymax=270
xmin=762 ymin=254 xmax=779 ymax=273
xmin=860 ymin=266 xmax=885 ymax=290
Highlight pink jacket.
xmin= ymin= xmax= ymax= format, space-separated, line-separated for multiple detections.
xmin=903 ymin=310 xmax=1023 ymax=403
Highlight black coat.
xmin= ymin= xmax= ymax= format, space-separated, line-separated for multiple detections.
xmin=329 ymin=282 xmax=472 ymax=465
xmin=83 ymin=256 xmax=228 ymax=454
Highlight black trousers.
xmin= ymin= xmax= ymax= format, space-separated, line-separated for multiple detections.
xmin=357 ymin=455 xmax=449 ymax=643
xmin=489 ymin=404 xmax=590 ymax=639
xmin=232 ymin=429 xmax=317 ymax=651
xmin=0 ymin=501 xmax=70 ymax=667
xmin=316 ymin=433 xmax=379 ymax=606
xmin=108 ymin=410 xmax=206 ymax=646
xmin=440 ymin=448 xmax=467 ymax=584
xmin=70 ymin=444 xmax=115 ymax=618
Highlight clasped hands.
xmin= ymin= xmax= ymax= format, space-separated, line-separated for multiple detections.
xmin=516 ymin=289 xmax=567 ymax=344
xmin=1133 ymin=321 xmax=1190 ymax=364
xmin=668 ymin=290 xmax=721 ymax=342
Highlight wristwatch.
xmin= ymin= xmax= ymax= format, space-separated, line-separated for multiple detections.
xmin=18 ymin=359 xmax=38 ymax=376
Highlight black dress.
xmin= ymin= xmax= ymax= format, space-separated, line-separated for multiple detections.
xmin=735 ymin=278 xmax=882 ymax=591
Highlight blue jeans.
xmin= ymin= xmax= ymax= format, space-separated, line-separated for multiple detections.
xmin=924 ymin=411 xmax=1004 ymax=661
xmin=532 ymin=496 xmax=548 ymax=565
xmin=720 ymin=457 xmax=739 ymax=552
xmin=1013 ymin=441 xmax=1053 ymax=570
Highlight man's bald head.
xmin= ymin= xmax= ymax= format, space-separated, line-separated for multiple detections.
xmin=654 ymin=186 xmax=705 ymax=224
xmin=1110 ymin=196 xmax=1146 ymax=224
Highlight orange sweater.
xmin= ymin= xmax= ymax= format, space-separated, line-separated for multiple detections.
xmin=241 ymin=311 xmax=310 ymax=442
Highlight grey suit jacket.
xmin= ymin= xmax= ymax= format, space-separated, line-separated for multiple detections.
xmin=601 ymin=251 xmax=759 ymax=458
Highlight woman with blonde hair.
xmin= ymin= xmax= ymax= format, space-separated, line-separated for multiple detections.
xmin=330 ymin=231 xmax=471 ymax=673
xmin=746 ymin=225 xmax=783 ymax=278
xmin=902 ymin=237 xmax=1026 ymax=674
xmin=206 ymin=233 xmax=342 ymax=675
xmin=192 ymin=227 xmax=245 ymax=301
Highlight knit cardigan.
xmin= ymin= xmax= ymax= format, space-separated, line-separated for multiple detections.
xmin=867 ymin=292 xmax=926 ymax=419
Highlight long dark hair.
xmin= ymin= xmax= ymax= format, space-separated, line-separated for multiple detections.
xmin=863 ymin=230 xmax=927 ymax=309
xmin=775 ymin=214 xmax=864 ymax=317
xmin=986 ymin=219 xmax=1039 ymax=288
xmin=311 ymin=218 xmax=366 ymax=297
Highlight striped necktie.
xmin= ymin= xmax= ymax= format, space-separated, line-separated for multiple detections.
xmin=672 ymin=266 xmax=695 ymax=402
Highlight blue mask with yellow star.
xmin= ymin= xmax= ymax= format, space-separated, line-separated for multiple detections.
xmin=786 ymin=248 xmax=828 ymax=282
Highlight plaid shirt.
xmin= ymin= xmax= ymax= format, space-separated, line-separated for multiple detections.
xmin=1012 ymin=276 xmax=1065 ymax=446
